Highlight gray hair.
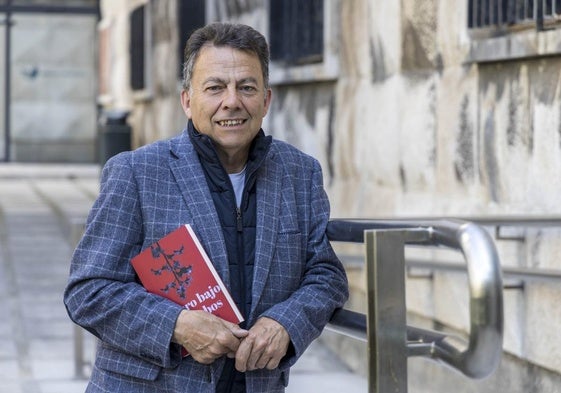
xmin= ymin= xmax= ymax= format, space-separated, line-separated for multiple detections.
xmin=181 ymin=22 xmax=270 ymax=92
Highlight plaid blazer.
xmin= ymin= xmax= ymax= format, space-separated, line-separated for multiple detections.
xmin=64 ymin=129 xmax=348 ymax=393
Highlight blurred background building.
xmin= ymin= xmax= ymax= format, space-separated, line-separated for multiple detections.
xmin=0 ymin=0 xmax=98 ymax=162
xmin=3 ymin=0 xmax=561 ymax=391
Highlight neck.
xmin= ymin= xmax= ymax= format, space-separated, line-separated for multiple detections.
xmin=217 ymin=149 xmax=249 ymax=174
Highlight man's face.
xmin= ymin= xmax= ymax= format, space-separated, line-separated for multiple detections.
xmin=181 ymin=45 xmax=272 ymax=167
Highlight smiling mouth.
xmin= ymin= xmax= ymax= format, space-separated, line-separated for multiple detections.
xmin=217 ymin=119 xmax=246 ymax=127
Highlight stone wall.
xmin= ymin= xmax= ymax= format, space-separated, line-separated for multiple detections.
xmin=325 ymin=1 xmax=561 ymax=391
xmin=267 ymin=0 xmax=561 ymax=390
xmin=99 ymin=0 xmax=561 ymax=390
xmin=98 ymin=0 xmax=185 ymax=150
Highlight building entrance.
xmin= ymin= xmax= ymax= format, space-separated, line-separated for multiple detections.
xmin=0 ymin=1 xmax=98 ymax=162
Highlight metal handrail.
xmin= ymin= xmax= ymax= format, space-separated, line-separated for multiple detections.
xmin=326 ymin=218 xmax=503 ymax=380
xmin=406 ymin=259 xmax=561 ymax=283
xmin=327 ymin=215 xmax=561 ymax=228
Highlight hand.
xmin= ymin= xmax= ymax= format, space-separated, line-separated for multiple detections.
xmin=235 ymin=317 xmax=290 ymax=372
xmin=173 ymin=310 xmax=248 ymax=364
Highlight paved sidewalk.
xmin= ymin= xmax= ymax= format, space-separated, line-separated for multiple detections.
xmin=0 ymin=164 xmax=98 ymax=393
xmin=0 ymin=163 xmax=366 ymax=393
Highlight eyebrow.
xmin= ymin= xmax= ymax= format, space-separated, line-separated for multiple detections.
xmin=237 ymin=77 xmax=259 ymax=85
xmin=203 ymin=77 xmax=227 ymax=85
xmin=202 ymin=77 xmax=259 ymax=86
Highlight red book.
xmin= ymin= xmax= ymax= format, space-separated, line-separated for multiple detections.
xmin=131 ymin=224 xmax=244 ymax=351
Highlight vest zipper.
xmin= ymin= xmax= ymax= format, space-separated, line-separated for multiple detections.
xmin=236 ymin=207 xmax=243 ymax=232
xmin=236 ymin=206 xmax=247 ymax=328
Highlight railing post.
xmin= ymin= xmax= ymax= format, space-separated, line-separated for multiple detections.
xmin=74 ymin=324 xmax=86 ymax=378
xmin=327 ymin=220 xmax=502 ymax=388
xmin=70 ymin=218 xmax=95 ymax=379
xmin=365 ymin=229 xmax=408 ymax=393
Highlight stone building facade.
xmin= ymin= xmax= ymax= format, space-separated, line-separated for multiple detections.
xmin=98 ymin=0 xmax=561 ymax=391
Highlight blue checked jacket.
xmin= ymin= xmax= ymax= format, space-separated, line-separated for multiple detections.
xmin=63 ymin=128 xmax=349 ymax=393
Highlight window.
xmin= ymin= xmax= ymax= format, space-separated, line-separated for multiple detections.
xmin=11 ymin=0 xmax=97 ymax=5
xmin=268 ymin=0 xmax=338 ymax=85
xmin=269 ymin=0 xmax=323 ymax=65
xmin=468 ymin=0 xmax=561 ymax=31
xmin=130 ymin=5 xmax=145 ymax=91
xmin=4 ymin=0 xmax=98 ymax=13
xmin=467 ymin=0 xmax=561 ymax=63
xmin=177 ymin=0 xmax=205 ymax=78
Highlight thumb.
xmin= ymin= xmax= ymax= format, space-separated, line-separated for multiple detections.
xmin=231 ymin=328 xmax=249 ymax=339
xmin=222 ymin=320 xmax=249 ymax=338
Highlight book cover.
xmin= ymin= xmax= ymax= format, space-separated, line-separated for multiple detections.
xmin=131 ymin=224 xmax=244 ymax=325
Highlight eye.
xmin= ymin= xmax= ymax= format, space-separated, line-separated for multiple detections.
xmin=239 ymin=85 xmax=258 ymax=94
xmin=206 ymin=85 xmax=223 ymax=92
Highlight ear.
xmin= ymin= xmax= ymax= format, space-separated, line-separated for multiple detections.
xmin=180 ymin=90 xmax=193 ymax=119
xmin=262 ymin=88 xmax=272 ymax=117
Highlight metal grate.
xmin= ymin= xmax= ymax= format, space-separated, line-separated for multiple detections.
xmin=130 ymin=5 xmax=145 ymax=91
xmin=468 ymin=0 xmax=561 ymax=30
xmin=269 ymin=0 xmax=324 ymax=65
xmin=177 ymin=0 xmax=205 ymax=79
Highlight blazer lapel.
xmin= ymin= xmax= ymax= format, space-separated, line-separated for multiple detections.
xmin=168 ymin=133 xmax=230 ymax=283
xmin=251 ymin=153 xmax=282 ymax=314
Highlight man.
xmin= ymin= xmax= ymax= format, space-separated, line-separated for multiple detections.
xmin=64 ymin=22 xmax=348 ymax=393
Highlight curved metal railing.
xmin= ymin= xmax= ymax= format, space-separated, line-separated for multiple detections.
xmin=326 ymin=218 xmax=503 ymax=383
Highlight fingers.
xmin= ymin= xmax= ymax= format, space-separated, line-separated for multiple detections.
xmin=235 ymin=336 xmax=253 ymax=371
xmin=235 ymin=317 xmax=290 ymax=372
xmin=253 ymin=346 xmax=282 ymax=370
xmin=235 ymin=332 xmax=280 ymax=372
xmin=222 ymin=320 xmax=250 ymax=339
xmin=246 ymin=336 xmax=278 ymax=370
xmin=173 ymin=312 xmax=290 ymax=369
xmin=173 ymin=310 xmax=248 ymax=364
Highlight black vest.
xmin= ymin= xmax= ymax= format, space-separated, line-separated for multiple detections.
xmin=189 ymin=123 xmax=272 ymax=393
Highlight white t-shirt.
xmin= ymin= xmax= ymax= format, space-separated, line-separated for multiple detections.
xmin=229 ymin=166 xmax=246 ymax=208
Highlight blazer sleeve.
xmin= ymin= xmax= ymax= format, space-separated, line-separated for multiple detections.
xmin=63 ymin=152 xmax=184 ymax=369
xmin=260 ymin=158 xmax=349 ymax=369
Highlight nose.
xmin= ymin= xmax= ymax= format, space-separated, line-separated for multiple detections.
xmin=222 ymin=85 xmax=242 ymax=109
